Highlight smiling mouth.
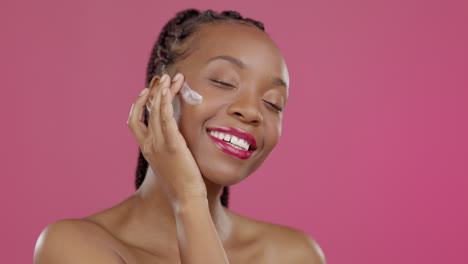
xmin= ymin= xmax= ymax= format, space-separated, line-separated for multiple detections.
xmin=207 ymin=127 xmax=257 ymax=160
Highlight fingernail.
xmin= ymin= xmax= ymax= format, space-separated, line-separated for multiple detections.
xmin=172 ymin=73 xmax=182 ymax=82
xmin=160 ymin=74 xmax=168 ymax=83
xmin=139 ymin=88 xmax=149 ymax=96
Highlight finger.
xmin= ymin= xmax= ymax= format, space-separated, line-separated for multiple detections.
xmin=148 ymin=74 xmax=170 ymax=141
xmin=169 ymin=73 xmax=185 ymax=98
xmin=149 ymin=74 xmax=160 ymax=90
xmin=160 ymin=85 xmax=185 ymax=149
xmin=146 ymin=75 xmax=162 ymax=114
xmin=127 ymin=88 xmax=150 ymax=149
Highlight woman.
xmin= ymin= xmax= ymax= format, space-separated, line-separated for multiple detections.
xmin=34 ymin=9 xmax=325 ymax=263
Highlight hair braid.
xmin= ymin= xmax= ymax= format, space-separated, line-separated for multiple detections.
xmin=135 ymin=9 xmax=265 ymax=208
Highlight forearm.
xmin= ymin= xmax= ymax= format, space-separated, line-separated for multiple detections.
xmin=174 ymin=198 xmax=229 ymax=264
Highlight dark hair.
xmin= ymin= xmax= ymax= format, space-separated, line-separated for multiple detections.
xmin=135 ymin=9 xmax=265 ymax=208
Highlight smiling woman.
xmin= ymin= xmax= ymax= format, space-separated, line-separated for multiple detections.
xmin=34 ymin=9 xmax=325 ymax=264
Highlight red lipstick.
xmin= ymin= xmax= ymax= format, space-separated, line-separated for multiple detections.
xmin=207 ymin=127 xmax=257 ymax=160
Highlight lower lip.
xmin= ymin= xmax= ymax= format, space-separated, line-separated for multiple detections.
xmin=207 ymin=134 xmax=254 ymax=160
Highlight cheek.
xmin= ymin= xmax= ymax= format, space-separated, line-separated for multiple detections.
xmin=176 ymin=98 xmax=217 ymax=144
xmin=180 ymin=82 xmax=203 ymax=105
xmin=177 ymin=105 xmax=200 ymax=143
xmin=264 ymin=122 xmax=282 ymax=150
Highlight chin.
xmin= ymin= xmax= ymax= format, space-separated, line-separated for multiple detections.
xmin=194 ymin=154 xmax=251 ymax=186
xmin=192 ymin=147 xmax=272 ymax=187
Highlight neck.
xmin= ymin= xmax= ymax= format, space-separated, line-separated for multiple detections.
xmin=124 ymin=166 xmax=232 ymax=251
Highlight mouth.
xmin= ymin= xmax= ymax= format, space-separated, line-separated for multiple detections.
xmin=206 ymin=127 xmax=257 ymax=160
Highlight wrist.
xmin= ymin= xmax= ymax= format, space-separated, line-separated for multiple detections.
xmin=172 ymin=196 xmax=208 ymax=214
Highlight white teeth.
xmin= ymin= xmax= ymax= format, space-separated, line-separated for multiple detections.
xmin=238 ymin=139 xmax=247 ymax=149
xmin=209 ymin=130 xmax=250 ymax=151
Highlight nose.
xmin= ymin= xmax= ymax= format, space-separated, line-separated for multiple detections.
xmin=227 ymin=93 xmax=263 ymax=126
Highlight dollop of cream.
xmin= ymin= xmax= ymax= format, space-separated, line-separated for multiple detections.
xmin=180 ymin=82 xmax=203 ymax=105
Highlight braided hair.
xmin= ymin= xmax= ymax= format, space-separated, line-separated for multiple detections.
xmin=135 ymin=9 xmax=265 ymax=208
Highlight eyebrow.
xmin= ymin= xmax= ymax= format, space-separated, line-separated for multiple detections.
xmin=273 ymin=77 xmax=288 ymax=90
xmin=206 ymin=55 xmax=245 ymax=69
xmin=206 ymin=55 xmax=289 ymax=90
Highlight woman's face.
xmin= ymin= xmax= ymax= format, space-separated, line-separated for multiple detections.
xmin=172 ymin=23 xmax=289 ymax=186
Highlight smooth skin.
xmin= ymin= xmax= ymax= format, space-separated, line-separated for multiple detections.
xmin=34 ymin=23 xmax=326 ymax=264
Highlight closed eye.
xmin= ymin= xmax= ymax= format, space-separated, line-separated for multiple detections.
xmin=210 ymin=79 xmax=236 ymax=88
xmin=263 ymin=100 xmax=283 ymax=112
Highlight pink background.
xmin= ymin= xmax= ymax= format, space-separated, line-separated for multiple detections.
xmin=2 ymin=0 xmax=467 ymax=263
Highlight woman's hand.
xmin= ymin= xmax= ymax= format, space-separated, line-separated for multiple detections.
xmin=127 ymin=73 xmax=207 ymax=205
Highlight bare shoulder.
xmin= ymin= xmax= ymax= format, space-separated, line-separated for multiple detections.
xmin=232 ymin=212 xmax=326 ymax=264
xmin=262 ymin=222 xmax=326 ymax=264
xmin=34 ymin=218 xmax=124 ymax=264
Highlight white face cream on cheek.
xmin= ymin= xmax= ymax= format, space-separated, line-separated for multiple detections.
xmin=145 ymin=80 xmax=202 ymax=123
xmin=172 ymin=81 xmax=202 ymax=123
xmin=172 ymin=95 xmax=181 ymax=123
xmin=180 ymin=81 xmax=203 ymax=105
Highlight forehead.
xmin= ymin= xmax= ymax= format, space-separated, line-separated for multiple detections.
xmin=182 ymin=23 xmax=289 ymax=86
